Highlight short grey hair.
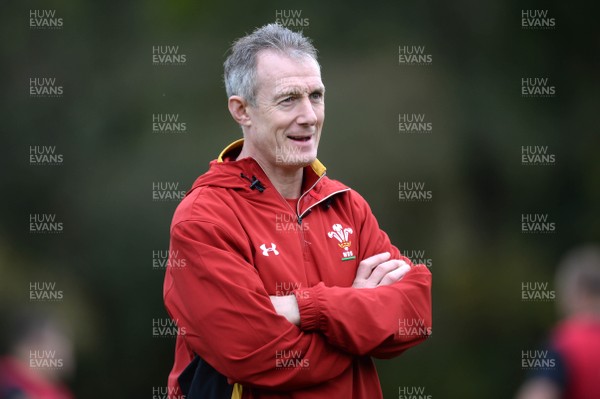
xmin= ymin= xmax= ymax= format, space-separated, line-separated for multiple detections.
xmin=224 ymin=24 xmax=319 ymax=105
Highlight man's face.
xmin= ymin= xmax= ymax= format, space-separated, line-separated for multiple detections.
xmin=244 ymin=50 xmax=325 ymax=169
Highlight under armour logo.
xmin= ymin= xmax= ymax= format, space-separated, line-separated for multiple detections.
xmin=260 ymin=243 xmax=279 ymax=256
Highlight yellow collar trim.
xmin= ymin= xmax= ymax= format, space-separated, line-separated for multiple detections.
xmin=217 ymin=138 xmax=327 ymax=177
xmin=217 ymin=138 xmax=244 ymax=162
xmin=310 ymin=157 xmax=326 ymax=177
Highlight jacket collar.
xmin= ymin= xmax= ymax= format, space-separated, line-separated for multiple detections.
xmin=214 ymin=138 xmax=349 ymax=216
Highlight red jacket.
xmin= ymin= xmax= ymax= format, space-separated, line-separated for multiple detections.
xmin=0 ymin=357 xmax=74 ymax=399
xmin=163 ymin=139 xmax=432 ymax=399
xmin=551 ymin=316 xmax=600 ymax=399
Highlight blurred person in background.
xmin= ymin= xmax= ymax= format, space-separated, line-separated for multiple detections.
xmin=0 ymin=309 xmax=74 ymax=399
xmin=516 ymin=245 xmax=600 ymax=399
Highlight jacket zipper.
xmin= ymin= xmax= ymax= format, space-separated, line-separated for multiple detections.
xmin=298 ymin=188 xmax=351 ymax=223
xmin=296 ymin=173 xmax=351 ymax=224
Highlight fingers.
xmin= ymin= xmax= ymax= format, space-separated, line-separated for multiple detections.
xmin=354 ymin=252 xmax=391 ymax=281
xmin=353 ymin=253 xmax=412 ymax=289
xmin=377 ymin=262 xmax=411 ymax=286
xmin=367 ymin=259 xmax=410 ymax=286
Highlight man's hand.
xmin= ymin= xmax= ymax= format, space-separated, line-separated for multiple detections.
xmin=270 ymin=253 xmax=410 ymax=324
xmin=270 ymin=295 xmax=300 ymax=326
xmin=352 ymin=252 xmax=411 ymax=288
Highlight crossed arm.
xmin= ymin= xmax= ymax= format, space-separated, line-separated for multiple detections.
xmin=270 ymin=251 xmax=413 ymax=326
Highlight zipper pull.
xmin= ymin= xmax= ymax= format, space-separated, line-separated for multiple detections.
xmin=297 ymin=215 xmax=302 ymax=225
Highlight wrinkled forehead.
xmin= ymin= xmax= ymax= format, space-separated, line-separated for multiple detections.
xmin=255 ymin=51 xmax=323 ymax=97
xmin=271 ymin=76 xmax=324 ymax=98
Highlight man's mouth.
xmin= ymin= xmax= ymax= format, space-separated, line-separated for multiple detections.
xmin=287 ymin=135 xmax=312 ymax=142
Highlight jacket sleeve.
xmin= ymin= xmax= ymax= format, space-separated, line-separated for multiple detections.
xmin=163 ymin=218 xmax=354 ymax=390
xmin=294 ymin=191 xmax=432 ymax=358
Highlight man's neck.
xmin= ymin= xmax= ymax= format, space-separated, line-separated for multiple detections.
xmin=261 ymin=162 xmax=304 ymax=199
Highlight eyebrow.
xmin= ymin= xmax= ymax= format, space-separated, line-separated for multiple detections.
xmin=274 ymin=85 xmax=325 ymax=100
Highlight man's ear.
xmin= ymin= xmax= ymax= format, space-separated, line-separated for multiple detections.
xmin=228 ymin=96 xmax=252 ymax=127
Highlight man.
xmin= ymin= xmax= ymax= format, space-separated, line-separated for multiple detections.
xmin=163 ymin=24 xmax=432 ymax=399
xmin=515 ymin=245 xmax=600 ymax=399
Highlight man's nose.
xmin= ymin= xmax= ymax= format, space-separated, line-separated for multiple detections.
xmin=296 ymin=96 xmax=318 ymax=126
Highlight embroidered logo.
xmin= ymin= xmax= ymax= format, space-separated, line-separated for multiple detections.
xmin=260 ymin=243 xmax=280 ymax=256
xmin=327 ymin=224 xmax=356 ymax=261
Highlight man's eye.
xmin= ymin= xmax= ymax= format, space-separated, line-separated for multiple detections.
xmin=280 ymin=96 xmax=294 ymax=104
xmin=310 ymin=92 xmax=323 ymax=101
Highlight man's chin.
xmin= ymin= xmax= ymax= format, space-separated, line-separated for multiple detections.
xmin=274 ymin=155 xmax=317 ymax=169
